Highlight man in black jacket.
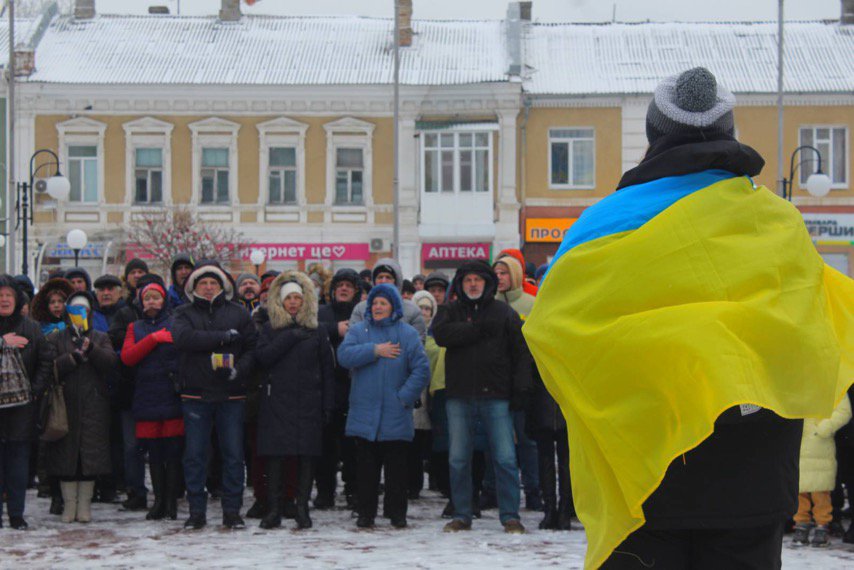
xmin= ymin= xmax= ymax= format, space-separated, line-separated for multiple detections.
xmin=172 ymin=261 xmax=257 ymax=530
xmin=432 ymin=260 xmax=531 ymax=535
xmin=315 ymin=268 xmax=360 ymax=509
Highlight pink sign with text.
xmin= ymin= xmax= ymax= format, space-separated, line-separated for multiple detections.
xmin=239 ymin=243 xmax=370 ymax=261
xmin=421 ymin=243 xmax=492 ymax=261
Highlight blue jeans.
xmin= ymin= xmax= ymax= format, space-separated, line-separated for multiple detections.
xmin=482 ymin=410 xmax=540 ymax=496
xmin=182 ymin=400 xmax=245 ymax=515
xmin=0 ymin=440 xmax=31 ymax=518
xmin=122 ymin=410 xmax=147 ymax=497
xmin=447 ymin=398 xmax=520 ymax=524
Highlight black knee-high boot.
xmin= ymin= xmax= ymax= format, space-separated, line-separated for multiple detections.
xmin=556 ymin=431 xmax=573 ymax=531
xmin=146 ymin=463 xmax=167 ymax=520
xmin=164 ymin=461 xmax=181 ymax=520
xmin=537 ymin=440 xmax=559 ymax=530
xmin=296 ymin=457 xmax=315 ymax=530
xmin=260 ymin=458 xmax=283 ymax=529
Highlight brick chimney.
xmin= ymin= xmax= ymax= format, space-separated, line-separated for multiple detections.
xmin=843 ymin=0 xmax=854 ymax=25
xmin=74 ymin=0 xmax=96 ymax=20
xmin=397 ymin=0 xmax=413 ymax=47
xmin=220 ymin=0 xmax=241 ymax=22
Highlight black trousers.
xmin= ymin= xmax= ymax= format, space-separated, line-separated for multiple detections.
xmin=602 ymin=522 xmax=785 ymax=570
xmin=830 ymin=440 xmax=854 ymax=520
xmin=407 ymin=429 xmax=431 ymax=495
xmin=316 ymin=412 xmax=351 ymax=498
xmin=535 ymin=430 xmax=571 ymax=510
xmin=355 ymin=438 xmax=407 ymax=521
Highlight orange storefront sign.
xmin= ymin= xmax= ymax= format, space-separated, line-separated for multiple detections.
xmin=525 ymin=218 xmax=578 ymax=243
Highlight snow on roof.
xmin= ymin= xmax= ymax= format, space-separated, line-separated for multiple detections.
xmin=0 ymin=18 xmax=45 ymax=67
xmin=525 ymin=21 xmax=854 ymax=95
xmin=25 ymin=14 xmax=509 ymax=86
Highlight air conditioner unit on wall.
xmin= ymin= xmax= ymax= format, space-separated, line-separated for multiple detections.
xmin=370 ymin=238 xmax=386 ymax=253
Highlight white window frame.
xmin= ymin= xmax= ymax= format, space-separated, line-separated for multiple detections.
xmin=798 ymin=125 xmax=849 ymax=190
xmin=256 ymin=117 xmax=308 ymax=221
xmin=123 ymin=117 xmax=174 ymax=207
xmin=419 ymin=129 xmax=494 ymax=195
xmin=189 ymin=117 xmax=240 ymax=207
xmin=323 ymin=117 xmax=375 ymax=223
xmin=56 ymin=117 xmax=106 ymax=206
xmin=548 ymin=127 xmax=596 ymax=190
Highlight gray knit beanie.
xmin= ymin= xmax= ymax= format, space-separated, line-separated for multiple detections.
xmin=236 ymin=272 xmax=261 ymax=289
xmin=646 ymin=67 xmax=735 ymax=144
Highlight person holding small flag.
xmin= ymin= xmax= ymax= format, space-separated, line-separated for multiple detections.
xmin=45 ymin=291 xmax=118 ymax=524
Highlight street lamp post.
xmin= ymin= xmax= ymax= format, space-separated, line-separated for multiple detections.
xmin=781 ymin=145 xmax=833 ymax=201
xmin=0 ymin=148 xmax=71 ymax=276
xmin=67 ymin=229 xmax=88 ymax=268
xmin=250 ymin=249 xmax=266 ymax=276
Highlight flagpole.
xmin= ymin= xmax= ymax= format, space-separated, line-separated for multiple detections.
xmin=392 ymin=0 xmax=400 ymax=260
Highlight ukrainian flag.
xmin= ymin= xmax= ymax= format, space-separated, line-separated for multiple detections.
xmin=524 ymin=169 xmax=854 ymax=569
xmin=66 ymin=305 xmax=89 ymax=332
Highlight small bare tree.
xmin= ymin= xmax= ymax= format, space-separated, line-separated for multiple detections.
xmin=123 ymin=207 xmax=253 ymax=276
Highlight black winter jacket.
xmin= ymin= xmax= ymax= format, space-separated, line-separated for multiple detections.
xmin=46 ymin=327 xmax=116 ymax=477
xmin=172 ymin=292 xmax=258 ymax=402
xmin=431 ymin=260 xmax=531 ymax=403
xmin=255 ymin=324 xmax=335 ymax=457
xmin=0 ymin=309 xmax=54 ymax=442
xmin=318 ymin=299 xmax=357 ymax=411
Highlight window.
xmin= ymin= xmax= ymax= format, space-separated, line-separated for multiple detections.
xmin=268 ymin=147 xmax=297 ymax=205
xmin=335 ymin=148 xmax=364 ymax=205
xmin=549 ymin=128 xmax=595 ymax=189
xmin=123 ymin=117 xmax=174 ymax=208
xmin=134 ymin=148 xmax=163 ymax=204
xmin=799 ymin=127 xmax=848 ymax=188
xmin=189 ymin=118 xmax=240 ymax=208
xmin=323 ymin=117 xmax=375 ymax=222
xmin=423 ymin=132 xmax=490 ymax=193
xmin=67 ymin=145 xmax=99 ymax=203
xmin=201 ymin=148 xmax=230 ymax=204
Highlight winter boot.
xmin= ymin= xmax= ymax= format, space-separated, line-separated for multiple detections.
xmin=792 ymin=523 xmax=811 ymax=546
xmin=146 ymin=462 xmax=167 ymax=521
xmin=557 ymin=495 xmax=574 ymax=531
xmin=60 ymin=482 xmax=78 ymax=523
xmin=9 ymin=516 xmax=28 ymax=530
xmin=811 ymin=525 xmax=830 ymax=548
xmin=246 ymin=499 xmax=268 ymax=519
xmin=184 ymin=512 xmax=206 ymax=530
xmin=222 ymin=512 xmax=245 ymax=530
xmin=295 ymin=457 xmax=314 ymax=530
xmin=49 ymin=495 xmax=64 ymax=516
xmin=260 ymin=459 xmax=283 ymax=530
xmin=283 ymin=498 xmax=298 ymax=519
xmin=76 ymin=481 xmax=95 ymax=523
xmin=164 ymin=461 xmax=181 ymax=521
xmin=122 ymin=491 xmax=148 ymax=511
xmin=441 ymin=500 xmax=455 ymax=519
xmin=843 ymin=522 xmax=854 ymax=545
xmin=539 ymin=451 xmax=558 ymax=530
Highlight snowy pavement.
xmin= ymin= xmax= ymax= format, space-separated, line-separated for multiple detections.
xmin=5 ymin=489 xmax=854 ymax=569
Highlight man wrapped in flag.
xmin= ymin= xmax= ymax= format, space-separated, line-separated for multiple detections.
xmin=524 ymin=67 xmax=854 ymax=569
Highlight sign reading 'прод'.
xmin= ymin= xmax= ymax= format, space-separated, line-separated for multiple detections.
xmin=525 ymin=218 xmax=578 ymax=243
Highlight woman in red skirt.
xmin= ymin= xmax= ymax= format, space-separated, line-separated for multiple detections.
xmin=121 ymin=281 xmax=183 ymax=521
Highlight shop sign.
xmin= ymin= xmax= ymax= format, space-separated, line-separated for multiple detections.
xmin=47 ymin=242 xmax=105 ymax=259
xmin=525 ymin=218 xmax=578 ymax=243
xmin=238 ymin=243 xmax=370 ymax=261
xmin=802 ymin=214 xmax=854 ymax=242
xmin=422 ymin=243 xmax=491 ymax=261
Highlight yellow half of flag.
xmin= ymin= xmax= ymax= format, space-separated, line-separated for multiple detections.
xmin=524 ymin=173 xmax=854 ymax=568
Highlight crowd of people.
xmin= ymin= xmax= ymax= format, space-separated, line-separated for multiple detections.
xmin=0 ymin=244 xmax=852 ymax=546
xmin=0 ymin=248 xmax=580 ymax=536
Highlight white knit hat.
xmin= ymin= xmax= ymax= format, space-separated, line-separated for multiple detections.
xmin=279 ymin=281 xmax=304 ymax=302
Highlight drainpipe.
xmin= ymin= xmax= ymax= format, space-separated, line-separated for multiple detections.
xmin=520 ymin=96 xmax=531 ymax=249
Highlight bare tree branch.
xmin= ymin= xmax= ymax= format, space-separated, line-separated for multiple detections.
xmin=123 ymin=207 xmax=253 ymax=276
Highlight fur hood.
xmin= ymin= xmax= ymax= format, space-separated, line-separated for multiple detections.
xmin=31 ymin=277 xmax=74 ymax=323
xmin=184 ymin=261 xmax=235 ymax=301
xmin=267 ymin=270 xmax=319 ymax=330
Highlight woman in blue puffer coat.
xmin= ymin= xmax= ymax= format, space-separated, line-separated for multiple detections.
xmin=338 ymin=283 xmax=429 ymax=530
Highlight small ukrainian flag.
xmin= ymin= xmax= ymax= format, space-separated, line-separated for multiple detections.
xmin=66 ymin=305 xmax=89 ymax=332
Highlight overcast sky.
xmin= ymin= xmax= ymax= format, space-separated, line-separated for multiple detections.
xmin=94 ymin=0 xmax=842 ymax=22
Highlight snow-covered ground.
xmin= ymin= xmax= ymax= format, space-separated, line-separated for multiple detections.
xmin=5 ymin=489 xmax=854 ymax=569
